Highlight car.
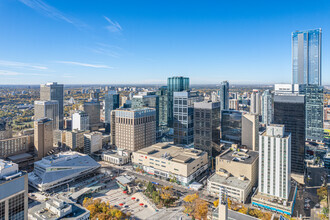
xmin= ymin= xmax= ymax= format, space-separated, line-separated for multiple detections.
xmin=315 ymin=203 xmax=320 ymax=208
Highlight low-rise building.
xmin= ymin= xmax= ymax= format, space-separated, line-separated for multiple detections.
xmin=101 ymin=149 xmax=130 ymax=165
xmin=207 ymin=146 xmax=258 ymax=203
xmin=132 ymin=142 xmax=208 ymax=186
xmin=0 ymin=134 xmax=34 ymax=158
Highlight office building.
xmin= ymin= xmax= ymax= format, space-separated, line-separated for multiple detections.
xmin=250 ymin=89 xmax=261 ymax=115
xmin=0 ymin=134 xmax=33 ymax=157
xmin=65 ymin=130 xmax=89 ymax=151
xmin=0 ymin=160 xmax=28 ymax=220
xmin=221 ymin=110 xmax=242 ymax=144
xmin=167 ymin=76 xmax=190 ymax=127
xmin=83 ymin=132 xmax=102 ymax=154
xmin=28 ymin=152 xmax=100 ymax=191
xmin=242 ymin=113 xmax=259 ymax=151
xmin=274 ymin=87 xmax=305 ymax=175
xmin=34 ymin=100 xmax=59 ymax=130
xmin=72 ymin=111 xmax=89 ymax=131
xmin=53 ymin=129 xmax=65 ymax=147
xmin=173 ymin=91 xmax=202 ymax=145
xmin=111 ymin=108 xmax=156 ymax=151
xmin=34 ymin=118 xmax=53 ymax=160
xmin=132 ymin=142 xmax=208 ymax=186
xmin=207 ymin=146 xmax=258 ymax=203
xmin=156 ymin=86 xmax=169 ymax=127
xmin=194 ymin=101 xmax=221 ymax=157
xmin=229 ymin=99 xmax=239 ymax=110
xmin=292 ymin=29 xmax=322 ymax=86
xmin=82 ymin=101 xmax=101 ymax=131
xmin=261 ymin=90 xmax=273 ymax=125
xmin=40 ymin=82 xmax=64 ymax=129
xmin=218 ymin=81 xmax=229 ymax=111
xmin=104 ymin=91 xmax=120 ymax=132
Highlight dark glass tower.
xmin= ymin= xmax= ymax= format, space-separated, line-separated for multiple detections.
xmin=220 ymin=110 xmax=242 ymax=144
xmin=218 ymin=81 xmax=229 ymax=111
xmin=104 ymin=91 xmax=120 ymax=133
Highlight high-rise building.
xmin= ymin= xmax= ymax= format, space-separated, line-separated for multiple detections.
xmin=156 ymin=86 xmax=168 ymax=127
xmin=34 ymin=118 xmax=53 ymax=160
xmin=65 ymin=129 xmax=89 ymax=151
xmin=111 ymin=108 xmax=156 ymax=151
xmin=34 ymin=100 xmax=59 ymax=130
xmin=274 ymin=88 xmax=305 ymax=175
xmin=173 ymin=91 xmax=202 ymax=145
xmin=194 ymin=101 xmax=221 ymax=157
xmin=104 ymin=91 xmax=120 ymax=132
xmin=259 ymin=125 xmax=291 ymax=200
xmin=167 ymin=76 xmax=190 ymax=127
xmin=0 ymin=160 xmax=28 ymax=220
xmin=72 ymin=111 xmax=89 ymax=131
xmin=292 ymin=29 xmax=322 ymax=86
xmin=83 ymin=132 xmax=102 ymax=154
xmin=220 ymin=110 xmax=242 ymax=144
xmin=261 ymin=90 xmax=273 ymax=125
xmin=40 ymin=82 xmax=64 ymax=129
xmin=242 ymin=113 xmax=259 ymax=151
xmin=250 ymin=89 xmax=261 ymax=115
xmin=218 ymin=81 xmax=229 ymax=111
xmin=82 ymin=101 xmax=101 ymax=131
xmin=229 ymin=99 xmax=239 ymax=110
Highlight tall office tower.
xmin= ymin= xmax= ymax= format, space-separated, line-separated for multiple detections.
xmin=302 ymin=85 xmax=324 ymax=141
xmin=0 ymin=160 xmax=28 ymax=220
xmin=242 ymin=113 xmax=259 ymax=151
xmin=220 ymin=110 xmax=242 ymax=144
xmin=34 ymin=100 xmax=59 ymax=130
xmin=194 ymin=101 xmax=221 ymax=157
xmin=40 ymin=82 xmax=64 ymax=129
xmin=156 ymin=86 xmax=168 ymax=127
xmin=72 ymin=111 xmax=89 ymax=131
xmin=274 ymin=85 xmax=305 ymax=175
xmin=111 ymin=108 xmax=156 ymax=151
xmin=0 ymin=121 xmax=12 ymax=140
xmin=34 ymin=118 xmax=53 ymax=160
xmin=229 ymin=99 xmax=239 ymax=110
xmin=173 ymin=91 xmax=202 ymax=145
xmin=132 ymin=91 xmax=159 ymax=130
xmin=218 ymin=81 xmax=229 ymax=111
xmin=292 ymin=29 xmax=322 ymax=86
xmin=104 ymin=91 xmax=120 ymax=132
xmin=259 ymin=125 xmax=291 ymax=200
xmin=261 ymin=90 xmax=273 ymax=125
xmin=167 ymin=76 xmax=190 ymax=127
xmin=250 ymin=89 xmax=261 ymax=115
xmin=82 ymin=101 xmax=101 ymax=131
xmin=83 ymin=132 xmax=102 ymax=154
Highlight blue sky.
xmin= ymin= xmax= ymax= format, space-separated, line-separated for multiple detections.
xmin=0 ymin=0 xmax=330 ymax=85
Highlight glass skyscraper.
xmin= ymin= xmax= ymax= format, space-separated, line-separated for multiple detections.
xmin=104 ymin=91 xmax=120 ymax=132
xmin=261 ymin=89 xmax=273 ymax=125
xmin=218 ymin=81 xmax=229 ymax=111
xmin=292 ymin=29 xmax=322 ymax=86
xmin=156 ymin=86 xmax=168 ymax=127
xmin=220 ymin=110 xmax=242 ymax=144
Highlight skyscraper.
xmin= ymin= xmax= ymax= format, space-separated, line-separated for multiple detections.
xmin=292 ymin=29 xmax=322 ymax=86
xmin=34 ymin=118 xmax=53 ymax=160
xmin=259 ymin=124 xmax=291 ymax=200
xmin=250 ymin=89 xmax=261 ymax=115
xmin=156 ymin=86 xmax=168 ymax=127
xmin=82 ymin=101 xmax=101 ymax=131
xmin=261 ymin=90 xmax=273 ymax=125
xmin=40 ymin=82 xmax=64 ymax=129
xmin=274 ymin=87 xmax=305 ymax=175
xmin=218 ymin=81 xmax=229 ymax=111
xmin=167 ymin=76 xmax=190 ymax=127
xmin=34 ymin=100 xmax=59 ymax=130
xmin=104 ymin=91 xmax=120 ymax=132
xmin=242 ymin=113 xmax=259 ymax=151
xmin=173 ymin=91 xmax=202 ymax=145
xmin=220 ymin=110 xmax=242 ymax=144
xmin=72 ymin=110 xmax=89 ymax=131
xmin=194 ymin=101 xmax=221 ymax=157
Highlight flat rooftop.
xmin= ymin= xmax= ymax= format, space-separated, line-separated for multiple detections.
xmin=208 ymin=173 xmax=251 ymax=190
xmin=219 ymin=148 xmax=258 ymax=165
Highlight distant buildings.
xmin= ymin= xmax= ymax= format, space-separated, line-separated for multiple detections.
xmin=34 ymin=118 xmax=53 ymax=160
xmin=0 ymin=121 xmax=12 ymax=140
xmin=218 ymin=81 xmax=229 ymax=111
xmin=104 ymin=91 xmax=119 ymax=132
xmin=40 ymin=82 xmax=64 ymax=129
xmin=83 ymin=131 xmax=102 ymax=154
xmin=207 ymin=145 xmax=258 ymax=203
xmin=132 ymin=142 xmax=208 ymax=186
xmin=156 ymin=86 xmax=169 ymax=127
xmin=194 ymin=101 xmax=221 ymax=158
xmin=72 ymin=111 xmax=89 ymax=131
xmin=229 ymin=99 xmax=239 ymax=110
xmin=261 ymin=89 xmax=273 ymax=125
xmin=0 ymin=160 xmax=28 ymax=220
xmin=82 ymin=101 xmax=101 ymax=131
xmin=242 ymin=113 xmax=259 ymax=151
xmin=250 ymin=89 xmax=261 ymax=115
xmin=111 ymin=108 xmax=156 ymax=151
xmin=28 ymin=152 xmax=100 ymax=191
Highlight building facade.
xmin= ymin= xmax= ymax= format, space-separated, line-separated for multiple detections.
xmin=104 ymin=91 xmax=120 ymax=132
xmin=82 ymin=101 xmax=101 ymax=131
xmin=0 ymin=135 xmax=33 ymax=158
xmin=83 ymin=132 xmax=102 ymax=154
xmin=218 ymin=81 xmax=229 ymax=111
xmin=156 ymin=86 xmax=169 ymax=127
xmin=250 ymin=89 xmax=261 ymax=115
xmin=34 ymin=100 xmax=59 ymax=130
xmin=242 ymin=113 xmax=259 ymax=151
xmin=221 ymin=110 xmax=242 ymax=144
xmin=72 ymin=111 xmax=89 ymax=131
xmin=261 ymin=89 xmax=273 ymax=125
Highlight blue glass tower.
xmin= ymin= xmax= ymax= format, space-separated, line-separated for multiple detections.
xmin=292 ymin=29 xmax=322 ymax=86
xmin=218 ymin=81 xmax=229 ymax=111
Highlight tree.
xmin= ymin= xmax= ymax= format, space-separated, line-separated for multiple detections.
xmin=213 ymin=199 xmax=219 ymax=207
xmin=194 ymin=199 xmax=208 ymax=219
xmin=317 ymin=186 xmax=328 ymax=202
xmin=238 ymin=205 xmax=248 ymax=214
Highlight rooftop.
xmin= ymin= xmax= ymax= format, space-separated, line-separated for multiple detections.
xmin=208 ymin=172 xmax=251 ymax=190
xmin=219 ymin=148 xmax=258 ymax=165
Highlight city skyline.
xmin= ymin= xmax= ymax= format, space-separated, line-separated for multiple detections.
xmin=1 ymin=0 xmax=330 ymax=84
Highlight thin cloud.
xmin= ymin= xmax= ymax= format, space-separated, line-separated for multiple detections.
xmin=19 ymin=0 xmax=85 ymax=28
xmin=57 ymin=61 xmax=112 ymax=69
xmin=0 ymin=70 xmax=23 ymax=76
xmin=104 ymin=16 xmax=122 ymax=33
xmin=0 ymin=60 xmax=47 ymax=70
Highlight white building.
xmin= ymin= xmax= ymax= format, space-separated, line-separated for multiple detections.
xmin=28 ymin=152 xmax=100 ymax=191
xmin=261 ymin=90 xmax=273 ymax=125
xmin=101 ymin=149 xmax=130 ymax=165
xmin=259 ymin=124 xmax=291 ymax=199
xmin=72 ymin=111 xmax=89 ymax=131
xmin=83 ymin=132 xmax=102 ymax=154
xmin=250 ymin=89 xmax=261 ymax=115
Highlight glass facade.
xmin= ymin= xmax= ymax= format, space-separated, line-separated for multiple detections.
xmin=261 ymin=89 xmax=273 ymax=125
xmin=104 ymin=91 xmax=120 ymax=132
xmin=218 ymin=81 xmax=229 ymax=111
xmin=220 ymin=110 xmax=242 ymax=144
xmin=292 ymin=29 xmax=322 ymax=86
xmin=156 ymin=86 xmax=168 ymax=127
